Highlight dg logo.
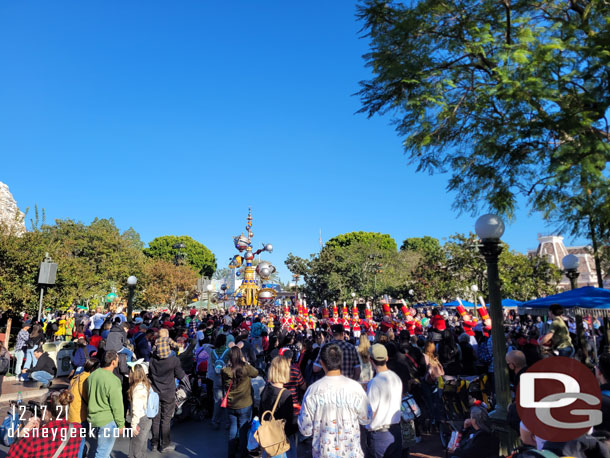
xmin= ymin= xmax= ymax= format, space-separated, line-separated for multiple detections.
xmin=517 ymin=356 xmax=602 ymax=442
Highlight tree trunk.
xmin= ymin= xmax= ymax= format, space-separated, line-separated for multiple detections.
xmin=589 ymin=216 xmax=604 ymax=288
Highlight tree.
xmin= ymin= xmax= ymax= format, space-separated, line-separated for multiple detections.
xmin=285 ymin=232 xmax=419 ymax=303
xmin=144 ymin=235 xmax=216 ymax=277
xmin=0 ymin=218 xmax=148 ymax=315
xmin=326 ymin=231 xmax=397 ymax=252
xmin=401 ymin=236 xmax=444 ymax=260
xmin=140 ymin=259 xmax=199 ymax=312
xmin=357 ymin=0 xmax=610 ymax=257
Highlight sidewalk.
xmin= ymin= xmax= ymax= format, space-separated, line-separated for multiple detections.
xmin=0 ymin=375 xmax=69 ymax=404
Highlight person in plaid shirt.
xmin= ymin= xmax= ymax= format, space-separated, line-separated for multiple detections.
xmin=312 ymin=324 xmax=361 ymax=380
xmin=153 ymin=328 xmax=180 ymax=359
xmin=8 ymin=390 xmax=81 ymax=458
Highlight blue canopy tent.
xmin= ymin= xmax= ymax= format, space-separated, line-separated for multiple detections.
xmin=444 ymin=299 xmax=475 ymax=308
xmin=519 ymin=286 xmax=610 ymax=317
xmin=487 ymin=298 xmax=522 ymax=308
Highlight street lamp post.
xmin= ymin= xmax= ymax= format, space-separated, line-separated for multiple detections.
xmin=563 ymin=255 xmax=591 ymax=360
xmin=470 ymin=284 xmax=479 ymax=306
xmin=206 ymin=283 xmax=214 ymax=312
xmin=475 ymin=214 xmax=512 ymax=452
xmin=562 ymin=254 xmax=580 ymax=290
xmin=126 ymin=275 xmax=137 ymax=322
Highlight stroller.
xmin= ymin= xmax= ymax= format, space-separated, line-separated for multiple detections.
xmin=437 ymin=375 xmax=493 ymax=451
xmin=173 ymin=374 xmax=208 ymax=423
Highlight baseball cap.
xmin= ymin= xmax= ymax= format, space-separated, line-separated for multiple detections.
xmin=370 ymin=344 xmax=388 ymax=363
xmin=134 ymin=317 xmax=143 ymax=324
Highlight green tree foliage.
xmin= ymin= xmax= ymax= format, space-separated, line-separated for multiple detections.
xmin=0 ymin=218 xmax=148 ymax=315
xmin=285 ymin=232 xmax=419 ymax=303
xmin=408 ymin=233 xmax=561 ymax=303
xmin=357 ymin=0 xmax=610 ymax=257
xmin=144 ymin=235 xmax=216 ymax=277
xmin=401 ymin=236 xmax=444 ymax=260
xmin=326 ymin=231 xmax=397 ymax=252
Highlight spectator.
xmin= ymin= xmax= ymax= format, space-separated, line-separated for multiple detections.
xmin=133 ymin=328 xmax=154 ymax=362
xmin=87 ymin=350 xmax=126 ymax=458
xmin=222 ymin=346 xmax=259 ymax=458
xmin=357 ymin=337 xmax=374 ymax=389
xmin=209 ymin=333 xmax=230 ymax=430
xmin=458 ymin=333 xmax=476 ymax=376
xmin=7 ymin=390 xmax=80 ymax=458
xmin=70 ymin=337 xmax=94 ymax=377
xmin=69 ymin=358 xmax=100 ymax=458
xmin=19 ymin=347 xmax=56 ymax=388
xmin=281 ymin=349 xmax=306 ymax=417
xmin=313 ymin=324 xmax=361 ymax=381
xmin=506 ymin=350 xmax=528 ymax=389
xmin=449 ymin=406 xmax=499 ymax=458
xmin=539 ymin=304 xmax=574 ymax=357
xmin=24 ymin=324 xmax=44 ymax=370
xmin=128 ymin=363 xmax=153 ymax=458
xmin=596 ymin=353 xmax=610 ymax=436
xmin=105 ymin=321 xmax=133 ymax=362
xmin=365 ymin=344 xmax=403 ymax=458
xmin=260 ymin=356 xmax=296 ymax=458
xmin=149 ymin=334 xmax=189 ymax=452
xmin=14 ymin=322 xmax=31 ymax=376
xmin=298 ymin=343 xmax=372 ymax=458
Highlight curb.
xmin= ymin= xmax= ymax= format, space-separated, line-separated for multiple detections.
xmin=0 ymin=387 xmax=48 ymax=403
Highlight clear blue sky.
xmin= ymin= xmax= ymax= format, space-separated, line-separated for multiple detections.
xmin=0 ymin=1 xmax=583 ymax=282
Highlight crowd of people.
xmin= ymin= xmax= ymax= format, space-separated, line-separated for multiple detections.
xmin=2 ymin=298 xmax=610 ymax=458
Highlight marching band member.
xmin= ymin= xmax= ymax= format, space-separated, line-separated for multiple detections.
xmin=342 ymin=302 xmax=351 ymax=331
xmin=352 ymin=304 xmax=361 ymax=339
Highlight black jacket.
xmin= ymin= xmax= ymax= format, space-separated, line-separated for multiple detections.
xmin=544 ymin=435 xmax=610 ymax=458
xmin=260 ymin=384 xmax=297 ymax=436
xmin=149 ymin=354 xmax=187 ymax=401
xmin=133 ymin=332 xmax=151 ymax=362
xmin=27 ymin=352 xmax=56 ymax=376
xmin=452 ymin=429 xmax=499 ymax=458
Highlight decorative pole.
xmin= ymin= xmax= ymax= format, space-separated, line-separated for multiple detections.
xmin=475 ymin=214 xmax=512 ymax=453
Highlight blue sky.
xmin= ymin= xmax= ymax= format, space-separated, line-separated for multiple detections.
xmin=0 ymin=1 xmax=583 ymax=282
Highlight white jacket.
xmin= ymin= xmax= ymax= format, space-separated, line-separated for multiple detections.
xmin=129 ymin=383 xmax=148 ymax=427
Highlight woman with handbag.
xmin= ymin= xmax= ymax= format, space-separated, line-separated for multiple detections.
xmin=260 ymin=356 xmax=296 ymax=458
xmin=422 ymin=342 xmax=444 ymax=430
xmin=221 ymin=345 xmax=259 ymax=458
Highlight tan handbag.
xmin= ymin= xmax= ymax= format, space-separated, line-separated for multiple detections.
xmin=254 ymin=388 xmax=290 ymax=456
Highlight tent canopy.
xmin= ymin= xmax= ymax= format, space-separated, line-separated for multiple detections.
xmin=519 ymin=286 xmax=610 ymax=316
xmin=444 ymin=299 xmax=475 ymax=308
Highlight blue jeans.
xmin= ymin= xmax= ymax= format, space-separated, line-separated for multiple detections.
xmin=21 ymin=371 xmax=53 ymax=387
xmin=24 ymin=348 xmax=37 ymax=370
xmin=367 ymin=424 xmax=402 ymax=458
xmin=14 ymin=350 xmax=24 ymax=375
xmin=558 ymin=346 xmax=575 ymax=358
xmin=212 ymin=384 xmax=227 ymax=427
xmin=78 ymin=420 xmax=88 ymax=458
xmin=228 ymin=405 xmax=252 ymax=458
xmin=92 ymin=421 xmax=118 ymax=458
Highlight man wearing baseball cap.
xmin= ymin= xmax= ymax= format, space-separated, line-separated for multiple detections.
xmin=365 ymin=344 xmax=402 ymax=458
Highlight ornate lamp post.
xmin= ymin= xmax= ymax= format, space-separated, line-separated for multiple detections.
xmin=173 ymin=243 xmax=187 ymax=266
xmin=475 ymin=215 xmax=510 ymax=422
xmin=562 ymin=254 xmax=580 ymax=290
xmin=206 ymin=283 xmax=215 ymax=312
xmin=126 ymin=275 xmax=137 ymax=322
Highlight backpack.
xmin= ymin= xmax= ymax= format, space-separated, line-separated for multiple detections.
xmin=0 ymin=354 xmax=10 ymax=376
xmin=254 ymin=388 xmax=290 ymax=456
xmin=146 ymin=387 xmax=160 ymax=418
xmin=213 ymin=349 xmax=229 ymax=375
xmin=0 ymin=410 xmax=20 ymax=446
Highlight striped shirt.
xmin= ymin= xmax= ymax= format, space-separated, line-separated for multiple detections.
xmin=284 ymin=364 xmax=305 ymax=414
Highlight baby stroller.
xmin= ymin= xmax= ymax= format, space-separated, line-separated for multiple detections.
xmin=437 ymin=375 xmax=492 ymax=451
xmin=173 ymin=374 xmax=207 ymax=423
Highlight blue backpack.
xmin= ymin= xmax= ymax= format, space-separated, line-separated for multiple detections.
xmin=0 ymin=411 xmax=20 ymax=446
xmin=146 ymin=387 xmax=160 ymax=418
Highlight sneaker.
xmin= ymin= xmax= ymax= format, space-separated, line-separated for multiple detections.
xmin=159 ymin=443 xmax=176 ymax=452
